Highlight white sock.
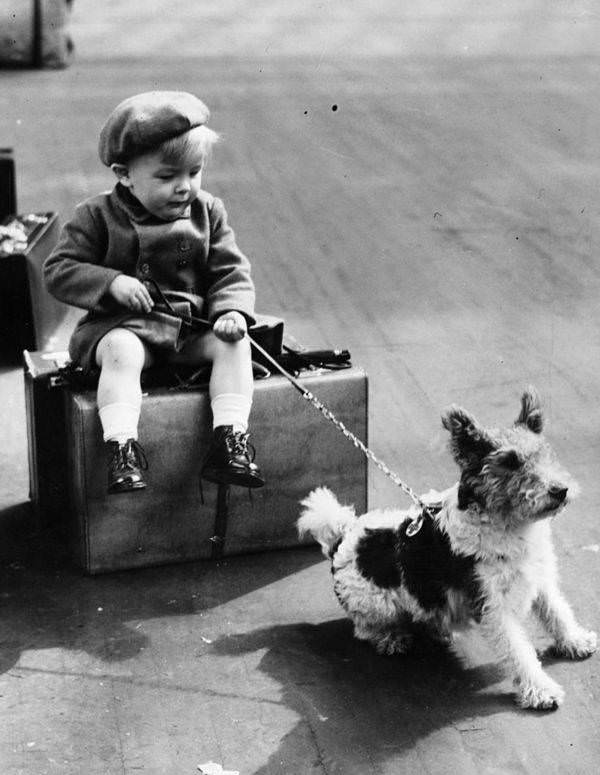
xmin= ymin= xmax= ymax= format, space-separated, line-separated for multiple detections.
xmin=211 ymin=393 xmax=251 ymax=433
xmin=98 ymin=401 xmax=141 ymax=444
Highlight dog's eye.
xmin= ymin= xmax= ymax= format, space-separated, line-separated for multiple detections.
xmin=498 ymin=450 xmax=522 ymax=470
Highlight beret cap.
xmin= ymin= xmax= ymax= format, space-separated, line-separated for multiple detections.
xmin=98 ymin=91 xmax=210 ymax=166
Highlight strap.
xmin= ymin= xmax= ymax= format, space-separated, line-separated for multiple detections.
xmin=144 ymin=278 xmax=179 ymax=315
xmin=210 ymin=484 xmax=230 ymax=559
xmin=32 ymin=0 xmax=43 ymax=67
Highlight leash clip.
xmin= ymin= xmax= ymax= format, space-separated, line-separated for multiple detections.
xmin=405 ymin=500 xmax=442 ymax=537
xmin=405 ymin=513 xmax=424 ymax=537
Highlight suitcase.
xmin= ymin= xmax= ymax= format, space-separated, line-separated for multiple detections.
xmin=0 ymin=0 xmax=73 ymax=68
xmin=0 ymin=212 xmax=81 ymax=362
xmin=24 ymin=350 xmax=368 ymax=574
xmin=24 ymin=349 xmax=72 ymax=528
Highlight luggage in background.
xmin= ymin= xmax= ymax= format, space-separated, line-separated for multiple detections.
xmin=0 ymin=0 xmax=74 ymax=68
xmin=0 ymin=212 xmax=81 ymax=362
xmin=0 ymin=148 xmax=17 ymax=220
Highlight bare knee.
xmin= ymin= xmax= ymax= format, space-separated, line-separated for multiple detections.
xmin=96 ymin=328 xmax=148 ymax=372
xmin=178 ymin=331 xmax=251 ymax=364
xmin=211 ymin=334 xmax=251 ymax=362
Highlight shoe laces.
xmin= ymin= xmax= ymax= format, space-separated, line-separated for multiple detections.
xmin=226 ymin=431 xmax=256 ymax=461
xmin=111 ymin=439 xmax=148 ymax=471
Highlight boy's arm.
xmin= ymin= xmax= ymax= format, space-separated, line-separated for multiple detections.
xmin=44 ymin=202 xmax=123 ymax=311
xmin=205 ymin=197 xmax=256 ymax=327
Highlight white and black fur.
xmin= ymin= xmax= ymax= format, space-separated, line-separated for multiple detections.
xmin=298 ymin=388 xmax=597 ymax=710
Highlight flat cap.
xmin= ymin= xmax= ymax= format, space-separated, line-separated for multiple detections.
xmin=98 ymin=91 xmax=210 ymax=166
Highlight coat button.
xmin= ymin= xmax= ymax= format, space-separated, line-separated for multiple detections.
xmin=177 ymin=257 xmax=188 ymax=268
xmin=178 ymin=239 xmax=191 ymax=252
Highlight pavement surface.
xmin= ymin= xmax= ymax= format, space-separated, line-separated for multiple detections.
xmin=1 ymin=2 xmax=600 ymax=773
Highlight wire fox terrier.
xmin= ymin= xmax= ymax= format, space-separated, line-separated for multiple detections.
xmin=298 ymin=388 xmax=596 ymax=710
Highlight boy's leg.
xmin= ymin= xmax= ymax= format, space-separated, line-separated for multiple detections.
xmin=96 ymin=328 xmax=152 ymax=493
xmin=169 ymin=331 xmax=264 ymax=487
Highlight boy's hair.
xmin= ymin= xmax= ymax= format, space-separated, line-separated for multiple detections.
xmin=158 ymin=125 xmax=220 ymax=166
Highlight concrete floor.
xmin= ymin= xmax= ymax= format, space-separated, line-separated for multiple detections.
xmin=1 ymin=2 xmax=600 ymax=773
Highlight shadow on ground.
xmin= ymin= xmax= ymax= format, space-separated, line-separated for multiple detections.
xmin=0 ymin=520 xmax=322 ymax=674
xmin=211 ymin=618 xmax=516 ymax=774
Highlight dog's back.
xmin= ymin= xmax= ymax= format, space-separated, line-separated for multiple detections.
xmin=297 ymin=487 xmax=357 ymax=557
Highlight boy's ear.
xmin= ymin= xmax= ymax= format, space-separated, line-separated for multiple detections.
xmin=441 ymin=406 xmax=496 ymax=469
xmin=110 ymin=163 xmax=131 ymax=186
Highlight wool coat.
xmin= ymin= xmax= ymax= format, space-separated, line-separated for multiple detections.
xmin=44 ymin=184 xmax=256 ymax=370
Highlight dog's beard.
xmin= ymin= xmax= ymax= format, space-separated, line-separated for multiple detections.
xmin=533 ymin=500 xmax=568 ymax=521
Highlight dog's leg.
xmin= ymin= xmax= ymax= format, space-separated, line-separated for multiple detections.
xmin=533 ymin=584 xmax=597 ymax=659
xmin=481 ymin=608 xmax=564 ymax=710
xmin=353 ymin=618 xmax=413 ymax=656
xmin=418 ymin=611 xmax=454 ymax=648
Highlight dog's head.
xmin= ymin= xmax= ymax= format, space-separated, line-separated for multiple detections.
xmin=441 ymin=387 xmax=577 ymax=525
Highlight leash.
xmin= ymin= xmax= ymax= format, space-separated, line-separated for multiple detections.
xmin=145 ymin=280 xmax=432 ymax=533
xmin=247 ymin=335 xmax=431 ymax=533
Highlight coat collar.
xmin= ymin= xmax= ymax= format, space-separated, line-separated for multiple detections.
xmin=112 ymin=183 xmax=192 ymax=224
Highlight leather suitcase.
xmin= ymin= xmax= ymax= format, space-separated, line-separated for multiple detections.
xmin=0 ymin=212 xmax=81 ymax=362
xmin=24 ymin=349 xmax=71 ymax=528
xmin=0 ymin=0 xmax=74 ymax=68
xmin=24 ymin=351 xmax=368 ymax=574
xmin=67 ymin=368 xmax=367 ymax=573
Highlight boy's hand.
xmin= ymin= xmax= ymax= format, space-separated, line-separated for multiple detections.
xmin=108 ymin=274 xmax=154 ymax=313
xmin=213 ymin=311 xmax=247 ymax=342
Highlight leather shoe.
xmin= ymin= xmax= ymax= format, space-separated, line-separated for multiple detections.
xmin=107 ymin=438 xmax=148 ymax=494
xmin=200 ymin=425 xmax=265 ymax=488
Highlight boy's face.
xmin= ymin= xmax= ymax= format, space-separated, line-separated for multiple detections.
xmin=114 ymin=148 xmax=204 ymax=221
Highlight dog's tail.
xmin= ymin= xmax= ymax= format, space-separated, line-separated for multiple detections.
xmin=297 ymin=487 xmax=356 ymax=558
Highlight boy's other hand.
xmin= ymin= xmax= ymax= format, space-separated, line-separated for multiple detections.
xmin=109 ymin=274 xmax=154 ymax=313
xmin=213 ymin=311 xmax=247 ymax=342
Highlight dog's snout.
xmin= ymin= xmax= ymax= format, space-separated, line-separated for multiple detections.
xmin=549 ymin=485 xmax=568 ymax=502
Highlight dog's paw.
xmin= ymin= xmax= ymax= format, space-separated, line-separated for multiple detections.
xmin=422 ymin=622 xmax=454 ymax=648
xmin=515 ymin=678 xmax=565 ymax=711
xmin=373 ymin=632 xmax=413 ymax=656
xmin=555 ymin=629 xmax=597 ymax=660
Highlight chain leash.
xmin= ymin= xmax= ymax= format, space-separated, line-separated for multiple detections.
xmin=247 ymin=335 xmax=430 ymax=532
xmin=300 ymin=388 xmax=426 ymax=509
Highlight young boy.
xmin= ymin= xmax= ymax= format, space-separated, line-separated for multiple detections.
xmin=44 ymin=91 xmax=264 ymax=494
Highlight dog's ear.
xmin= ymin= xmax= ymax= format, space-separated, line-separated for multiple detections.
xmin=516 ymin=386 xmax=543 ymax=434
xmin=441 ymin=406 xmax=497 ymax=468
